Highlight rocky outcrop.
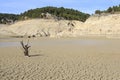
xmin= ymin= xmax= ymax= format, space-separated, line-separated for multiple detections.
xmin=1 ymin=18 xmax=14 ymax=24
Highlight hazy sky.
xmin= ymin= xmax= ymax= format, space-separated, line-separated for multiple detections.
xmin=0 ymin=0 xmax=120 ymax=14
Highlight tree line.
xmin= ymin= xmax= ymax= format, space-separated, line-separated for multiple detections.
xmin=0 ymin=6 xmax=90 ymax=24
xmin=20 ymin=6 xmax=90 ymax=22
xmin=95 ymin=4 xmax=120 ymax=14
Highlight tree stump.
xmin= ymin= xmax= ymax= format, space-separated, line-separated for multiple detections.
xmin=20 ymin=40 xmax=31 ymax=57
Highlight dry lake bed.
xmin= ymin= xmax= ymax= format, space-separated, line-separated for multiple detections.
xmin=0 ymin=37 xmax=120 ymax=80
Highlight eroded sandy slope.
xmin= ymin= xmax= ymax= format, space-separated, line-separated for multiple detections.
xmin=1 ymin=14 xmax=120 ymax=38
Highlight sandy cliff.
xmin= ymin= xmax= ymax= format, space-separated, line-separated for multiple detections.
xmin=83 ymin=14 xmax=120 ymax=35
xmin=0 ymin=14 xmax=120 ymax=38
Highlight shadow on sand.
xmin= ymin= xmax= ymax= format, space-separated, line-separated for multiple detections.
xmin=29 ymin=54 xmax=44 ymax=57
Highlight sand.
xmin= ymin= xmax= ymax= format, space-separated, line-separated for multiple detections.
xmin=0 ymin=37 xmax=120 ymax=80
xmin=1 ymin=14 xmax=120 ymax=38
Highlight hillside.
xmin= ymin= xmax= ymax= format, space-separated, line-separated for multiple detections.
xmin=20 ymin=6 xmax=90 ymax=22
xmin=0 ymin=14 xmax=120 ymax=38
xmin=1 ymin=5 xmax=120 ymax=38
xmin=0 ymin=19 xmax=83 ymax=37
xmin=0 ymin=6 xmax=90 ymax=24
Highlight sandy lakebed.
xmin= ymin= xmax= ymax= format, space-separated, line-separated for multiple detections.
xmin=0 ymin=37 xmax=120 ymax=80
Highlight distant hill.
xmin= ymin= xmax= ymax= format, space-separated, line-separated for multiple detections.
xmin=0 ymin=6 xmax=90 ymax=24
xmin=20 ymin=6 xmax=90 ymax=22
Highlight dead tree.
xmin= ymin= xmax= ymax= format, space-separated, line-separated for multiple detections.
xmin=20 ymin=40 xmax=31 ymax=57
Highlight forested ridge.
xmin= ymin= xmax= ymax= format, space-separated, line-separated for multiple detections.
xmin=20 ymin=6 xmax=90 ymax=22
xmin=0 ymin=6 xmax=90 ymax=24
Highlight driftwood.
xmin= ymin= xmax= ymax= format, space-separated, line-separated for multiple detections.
xmin=20 ymin=40 xmax=31 ymax=57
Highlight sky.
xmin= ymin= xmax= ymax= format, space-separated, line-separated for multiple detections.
xmin=0 ymin=0 xmax=120 ymax=14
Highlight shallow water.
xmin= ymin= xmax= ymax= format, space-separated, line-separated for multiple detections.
xmin=0 ymin=42 xmax=19 ymax=47
xmin=0 ymin=38 xmax=119 ymax=47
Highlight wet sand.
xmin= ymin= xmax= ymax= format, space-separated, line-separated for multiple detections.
xmin=0 ymin=38 xmax=120 ymax=80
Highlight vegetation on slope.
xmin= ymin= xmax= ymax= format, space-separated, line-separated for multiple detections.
xmin=20 ymin=6 xmax=90 ymax=22
xmin=0 ymin=13 xmax=19 ymax=24
xmin=1 ymin=4 xmax=120 ymax=24
xmin=95 ymin=4 xmax=120 ymax=14
xmin=0 ymin=6 xmax=90 ymax=24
